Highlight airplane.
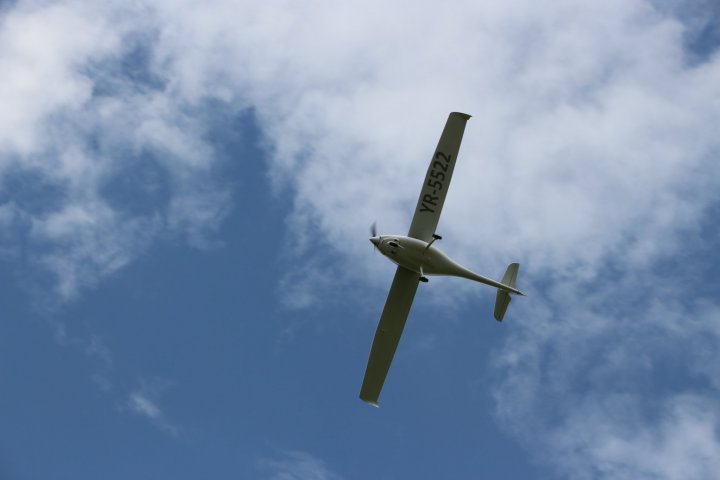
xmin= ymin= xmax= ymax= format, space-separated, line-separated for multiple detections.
xmin=360 ymin=112 xmax=524 ymax=407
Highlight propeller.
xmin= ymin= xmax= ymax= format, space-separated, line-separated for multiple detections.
xmin=370 ymin=221 xmax=377 ymax=238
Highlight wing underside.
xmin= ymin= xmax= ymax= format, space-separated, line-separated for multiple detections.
xmin=407 ymin=112 xmax=471 ymax=242
xmin=359 ymin=266 xmax=420 ymax=406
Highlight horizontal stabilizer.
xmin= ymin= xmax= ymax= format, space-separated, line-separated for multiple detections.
xmin=494 ymin=291 xmax=511 ymax=322
xmin=494 ymin=263 xmax=520 ymax=322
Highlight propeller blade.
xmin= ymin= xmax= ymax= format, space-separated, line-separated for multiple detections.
xmin=370 ymin=222 xmax=379 ymax=253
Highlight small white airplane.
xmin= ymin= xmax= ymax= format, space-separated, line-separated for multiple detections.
xmin=360 ymin=112 xmax=524 ymax=407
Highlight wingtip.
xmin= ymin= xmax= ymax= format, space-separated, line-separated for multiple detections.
xmin=360 ymin=397 xmax=380 ymax=408
xmin=451 ymin=111 xmax=472 ymax=120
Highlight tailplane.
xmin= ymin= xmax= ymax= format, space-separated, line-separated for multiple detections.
xmin=494 ymin=263 xmax=520 ymax=322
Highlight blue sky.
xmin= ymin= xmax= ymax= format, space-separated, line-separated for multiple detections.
xmin=1 ymin=1 xmax=720 ymax=479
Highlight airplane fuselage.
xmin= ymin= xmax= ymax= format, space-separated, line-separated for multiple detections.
xmin=370 ymin=235 xmax=521 ymax=294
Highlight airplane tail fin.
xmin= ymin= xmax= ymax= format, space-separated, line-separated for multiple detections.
xmin=494 ymin=263 xmax=520 ymax=322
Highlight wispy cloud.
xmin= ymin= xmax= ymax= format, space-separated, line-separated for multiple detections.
xmin=125 ymin=379 xmax=180 ymax=435
xmin=128 ymin=391 xmax=161 ymax=419
xmin=83 ymin=334 xmax=113 ymax=366
xmin=259 ymin=451 xmax=344 ymax=480
xmin=1 ymin=0 xmax=233 ymax=302
xmin=491 ymin=266 xmax=720 ymax=478
xmin=550 ymin=394 xmax=720 ymax=480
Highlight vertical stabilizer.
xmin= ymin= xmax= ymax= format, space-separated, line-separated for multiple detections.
xmin=494 ymin=263 xmax=520 ymax=322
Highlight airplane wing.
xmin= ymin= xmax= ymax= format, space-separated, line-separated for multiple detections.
xmin=360 ymin=266 xmax=420 ymax=406
xmin=407 ymin=112 xmax=471 ymax=242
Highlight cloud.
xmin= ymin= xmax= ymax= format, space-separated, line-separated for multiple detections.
xmin=133 ymin=1 xmax=717 ymax=477
xmin=491 ymin=269 xmax=720 ymax=478
xmin=4 ymin=0 xmax=716 ymax=298
xmin=132 ymin=12 xmax=720 ymax=480
xmin=84 ymin=334 xmax=113 ymax=366
xmin=0 ymin=1 xmax=120 ymax=156
xmin=126 ymin=379 xmax=180 ymax=435
xmin=259 ymin=451 xmax=344 ymax=480
xmin=1 ymin=0 xmax=234 ymax=301
xmin=133 ymin=0 xmax=720 ymax=289
xmin=3 ymin=0 xmax=720 ymax=476
xmin=551 ymin=395 xmax=720 ymax=480
xmin=128 ymin=391 xmax=161 ymax=419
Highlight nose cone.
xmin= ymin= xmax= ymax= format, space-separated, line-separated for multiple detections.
xmin=370 ymin=237 xmax=380 ymax=246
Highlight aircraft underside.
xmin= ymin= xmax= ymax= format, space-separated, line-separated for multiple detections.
xmin=375 ymin=235 xmax=521 ymax=294
xmin=360 ymin=112 xmax=524 ymax=407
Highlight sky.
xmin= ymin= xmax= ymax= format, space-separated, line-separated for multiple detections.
xmin=1 ymin=0 xmax=720 ymax=478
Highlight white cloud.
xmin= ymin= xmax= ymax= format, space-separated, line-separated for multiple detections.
xmin=259 ymin=451 xmax=344 ymax=480
xmin=0 ymin=1 xmax=119 ymax=156
xmin=135 ymin=0 xmax=720 ymax=285
xmin=492 ymin=274 xmax=720 ymax=479
xmin=126 ymin=379 xmax=180 ymax=435
xmin=132 ymin=1 xmax=718 ymax=477
xmin=1 ymin=0 xmax=234 ymax=300
xmin=29 ymin=201 xmax=156 ymax=299
xmin=4 ymin=0 xmax=716 ymax=297
xmin=3 ymin=0 xmax=720 ymax=476
xmin=128 ymin=391 xmax=161 ymax=419
xmin=547 ymin=395 xmax=720 ymax=480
